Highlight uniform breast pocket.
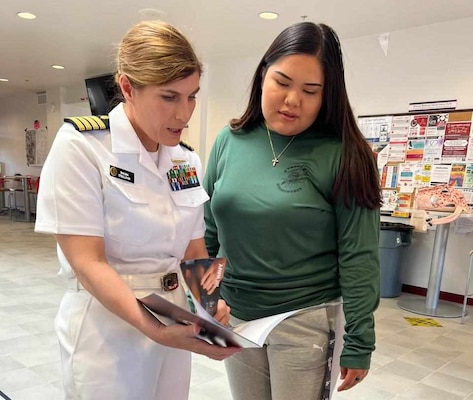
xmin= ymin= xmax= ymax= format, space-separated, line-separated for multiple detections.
xmin=103 ymin=179 xmax=153 ymax=245
xmin=170 ymin=186 xmax=210 ymax=208
xmin=170 ymin=187 xmax=209 ymax=244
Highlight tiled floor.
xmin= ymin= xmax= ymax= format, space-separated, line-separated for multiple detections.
xmin=1 ymin=215 xmax=473 ymax=400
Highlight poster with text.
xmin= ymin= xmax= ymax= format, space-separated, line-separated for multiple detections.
xmin=430 ymin=164 xmax=453 ymax=184
xmin=406 ymin=139 xmax=425 ymax=162
xmin=425 ymin=113 xmax=448 ymax=137
xmin=398 ymin=164 xmax=416 ymax=193
xmin=380 ymin=165 xmax=399 ymax=189
xmin=408 ymin=115 xmax=428 ymax=137
xmin=414 ymin=164 xmax=432 ymax=186
xmin=358 ymin=116 xmax=392 ymax=142
xmin=441 ymin=120 xmax=471 ymax=163
xmin=463 ymin=165 xmax=473 ymax=188
xmin=390 ymin=115 xmax=410 ymax=142
xmin=25 ymin=128 xmax=48 ymax=167
xmin=449 ymin=163 xmax=466 ymax=187
xmin=423 ymin=136 xmax=443 ymax=164
xmin=388 ymin=142 xmax=407 ymax=163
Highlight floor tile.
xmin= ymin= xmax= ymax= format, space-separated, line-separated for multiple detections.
xmin=422 ymin=371 xmax=473 ymax=397
xmin=2 ymin=215 xmax=473 ymax=399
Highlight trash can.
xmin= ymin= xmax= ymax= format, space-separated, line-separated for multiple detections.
xmin=379 ymin=222 xmax=414 ymax=298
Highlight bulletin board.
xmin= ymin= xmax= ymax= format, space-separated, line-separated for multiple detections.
xmin=25 ymin=127 xmax=48 ymax=167
xmin=358 ymin=109 xmax=473 ymax=217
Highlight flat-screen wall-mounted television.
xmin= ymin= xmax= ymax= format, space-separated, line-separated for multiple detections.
xmin=85 ymin=74 xmax=120 ymax=116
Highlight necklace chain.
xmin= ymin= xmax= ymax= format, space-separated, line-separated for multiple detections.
xmin=265 ymin=123 xmax=296 ymax=167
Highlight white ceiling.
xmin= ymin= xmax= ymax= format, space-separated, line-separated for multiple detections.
xmin=1 ymin=0 xmax=473 ymax=99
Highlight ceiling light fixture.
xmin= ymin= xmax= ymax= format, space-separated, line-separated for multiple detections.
xmin=259 ymin=11 xmax=279 ymax=20
xmin=0 ymin=78 xmax=9 ymax=82
xmin=17 ymin=12 xmax=37 ymax=20
xmin=138 ymin=8 xmax=166 ymax=20
xmin=51 ymin=65 xmax=65 ymax=70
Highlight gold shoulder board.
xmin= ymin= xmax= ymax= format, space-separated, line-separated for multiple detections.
xmin=179 ymin=140 xmax=194 ymax=151
xmin=64 ymin=115 xmax=110 ymax=132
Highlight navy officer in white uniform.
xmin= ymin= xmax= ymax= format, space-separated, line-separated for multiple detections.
xmin=35 ymin=20 xmax=240 ymax=400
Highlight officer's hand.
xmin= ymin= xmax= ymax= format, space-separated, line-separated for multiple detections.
xmin=156 ymin=323 xmax=241 ymax=360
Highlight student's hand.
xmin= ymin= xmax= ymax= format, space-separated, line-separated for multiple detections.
xmin=200 ymin=260 xmax=224 ymax=294
xmin=213 ymin=299 xmax=231 ymax=325
xmin=156 ymin=323 xmax=241 ymax=360
xmin=337 ymin=367 xmax=369 ymax=391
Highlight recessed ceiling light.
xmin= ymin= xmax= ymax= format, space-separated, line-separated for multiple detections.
xmin=259 ymin=11 xmax=279 ymax=20
xmin=0 ymin=78 xmax=9 ymax=82
xmin=138 ymin=8 xmax=166 ymax=20
xmin=51 ymin=65 xmax=65 ymax=70
xmin=17 ymin=12 xmax=37 ymax=20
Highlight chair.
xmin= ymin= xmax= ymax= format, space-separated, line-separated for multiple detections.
xmin=2 ymin=174 xmax=24 ymax=220
xmin=0 ymin=177 xmax=9 ymax=214
xmin=7 ymin=187 xmax=19 ymax=219
xmin=461 ymin=250 xmax=473 ymax=324
xmin=28 ymin=176 xmax=40 ymax=216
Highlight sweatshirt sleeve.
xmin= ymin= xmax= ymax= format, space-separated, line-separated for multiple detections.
xmin=203 ymin=131 xmax=223 ymax=257
xmin=335 ymin=200 xmax=380 ymax=369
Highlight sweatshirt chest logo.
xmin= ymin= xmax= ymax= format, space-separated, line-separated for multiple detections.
xmin=277 ymin=164 xmax=309 ymax=193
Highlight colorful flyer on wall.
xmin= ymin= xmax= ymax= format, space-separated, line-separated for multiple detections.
xmin=463 ymin=165 xmax=473 ymax=188
xmin=398 ymin=164 xmax=416 ymax=193
xmin=358 ymin=116 xmax=392 ymax=142
xmin=408 ymin=115 xmax=428 ymax=138
xmin=380 ymin=165 xmax=399 ymax=188
xmin=449 ymin=163 xmax=466 ymax=187
xmin=388 ymin=142 xmax=407 ymax=163
xmin=441 ymin=121 xmax=471 ymax=163
xmin=425 ymin=113 xmax=448 ymax=137
xmin=423 ymin=136 xmax=444 ymax=163
xmin=390 ymin=116 xmax=410 ymax=141
xmin=392 ymin=192 xmax=413 ymax=217
xmin=414 ymin=164 xmax=432 ymax=186
xmin=406 ymin=139 xmax=425 ymax=162
xmin=381 ymin=190 xmax=398 ymax=212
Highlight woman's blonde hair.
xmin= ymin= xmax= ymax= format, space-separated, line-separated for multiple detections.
xmin=116 ymin=20 xmax=202 ymax=87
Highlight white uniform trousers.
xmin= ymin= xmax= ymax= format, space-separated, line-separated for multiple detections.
xmin=56 ymin=287 xmax=191 ymax=400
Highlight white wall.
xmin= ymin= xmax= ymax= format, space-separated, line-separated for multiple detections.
xmin=1 ymin=17 xmax=472 ymax=296
xmin=204 ymin=54 xmax=259 ymax=163
xmin=343 ymin=17 xmax=473 ymax=115
xmin=0 ymin=92 xmax=47 ymax=176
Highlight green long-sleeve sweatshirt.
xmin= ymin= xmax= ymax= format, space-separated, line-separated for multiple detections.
xmin=204 ymin=124 xmax=380 ymax=369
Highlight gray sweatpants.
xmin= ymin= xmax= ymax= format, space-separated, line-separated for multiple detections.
xmin=225 ymin=305 xmax=343 ymax=400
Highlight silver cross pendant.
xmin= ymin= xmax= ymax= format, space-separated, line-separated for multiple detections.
xmin=272 ymin=157 xmax=279 ymax=167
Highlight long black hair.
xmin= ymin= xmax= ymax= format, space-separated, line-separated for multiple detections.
xmin=230 ymin=22 xmax=381 ymax=209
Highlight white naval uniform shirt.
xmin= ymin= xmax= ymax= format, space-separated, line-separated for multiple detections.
xmin=35 ymin=102 xmax=208 ymax=277
xmin=34 ymin=103 xmax=206 ymax=399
